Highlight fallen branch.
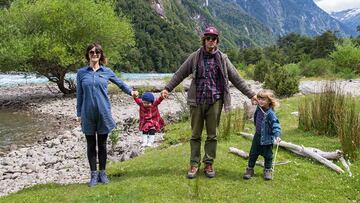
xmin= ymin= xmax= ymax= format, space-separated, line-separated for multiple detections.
xmin=238 ymin=132 xmax=346 ymax=174
xmin=339 ymin=157 xmax=352 ymax=177
xmin=229 ymin=147 xmax=248 ymax=159
xmin=229 ymin=147 xmax=290 ymax=167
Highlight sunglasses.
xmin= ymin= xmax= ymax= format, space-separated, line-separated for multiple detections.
xmin=205 ymin=36 xmax=218 ymax=41
xmin=89 ymin=50 xmax=101 ymax=55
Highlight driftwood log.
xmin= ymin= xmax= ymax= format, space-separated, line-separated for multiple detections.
xmin=239 ymin=132 xmax=350 ymax=174
xmin=229 ymin=147 xmax=290 ymax=167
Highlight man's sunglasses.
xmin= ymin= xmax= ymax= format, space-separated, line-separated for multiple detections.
xmin=205 ymin=36 xmax=218 ymax=41
xmin=89 ymin=50 xmax=101 ymax=55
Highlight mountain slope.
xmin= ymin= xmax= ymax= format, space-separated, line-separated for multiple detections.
xmin=234 ymin=0 xmax=354 ymax=37
xmin=331 ymin=8 xmax=360 ymax=34
xmin=159 ymin=0 xmax=277 ymax=48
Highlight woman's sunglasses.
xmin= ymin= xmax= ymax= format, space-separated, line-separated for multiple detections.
xmin=205 ymin=36 xmax=218 ymax=41
xmin=89 ymin=50 xmax=101 ymax=55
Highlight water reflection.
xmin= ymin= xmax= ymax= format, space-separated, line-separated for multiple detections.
xmin=0 ymin=110 xmax=60 ymax=152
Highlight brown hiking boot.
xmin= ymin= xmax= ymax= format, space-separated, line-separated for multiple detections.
xmin=204 ymin=164 xmax=215 ymax=178
xmin=264 ymin=169 xmax=273 ymax=180
xmin=243 ymin=167 xmax=254 ymax=180
xmin=187 ymin=165 xmax=198 ymax=179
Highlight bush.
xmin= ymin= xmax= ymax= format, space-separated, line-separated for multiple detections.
xmin=263 ymin=64 xmax=300 ymax=97
xmin=283 ymin=63 xmax=301 ymax=76
xmin=243 ymin=64 xmax=255 ymax=79
xmin=300 ymin=58 xmax=336 ymax=77
xmin=330 ymin=39 xmax=360 ymax=75
xmin=253 ymin=59 xmax=272 ymax=82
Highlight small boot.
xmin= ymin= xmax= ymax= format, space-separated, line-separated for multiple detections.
xmin=264 ymin=168 xmax=273 ymax=180
xmin=141 ymin=135 xmax=148 ymax=147
xmin=147 ymin=135 xmax=155 ymax=147
xmin=88 ymin=171 xmax=98 ymax=187
xmin=243 ymin=167 xmax=254 ymax=180
xmin=98 ymin=170 xmax=109 ymax=184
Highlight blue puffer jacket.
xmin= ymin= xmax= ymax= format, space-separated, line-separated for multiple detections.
xmin=254 ymin=107 xmax=281 ymax=145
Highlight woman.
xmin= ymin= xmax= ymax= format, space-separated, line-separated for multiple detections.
xmin=76 ymin=43 xmax=137 ymax=187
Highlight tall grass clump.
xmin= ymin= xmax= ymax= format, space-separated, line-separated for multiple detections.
xmin=218 ymin=107 xmax=246 ymax=141
xmin=335 ymin=101 xmax=360 ymax=160
xmin=298 ymin=82 xmax=360 ymax=159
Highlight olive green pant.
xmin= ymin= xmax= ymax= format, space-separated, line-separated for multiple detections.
xmin=190 ymin=100 xmax=223 ymax=166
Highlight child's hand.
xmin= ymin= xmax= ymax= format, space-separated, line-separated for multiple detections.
xmin=275 ymin=137 xmax=281 ymax=144
xmin=131 ymin=90 xmax=139 ymax=98
xmin=161 ymin=89 xmax=169 ymax=98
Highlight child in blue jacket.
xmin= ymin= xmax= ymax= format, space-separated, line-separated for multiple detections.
xmin=243 ymin=89 xmax=281 ymax=180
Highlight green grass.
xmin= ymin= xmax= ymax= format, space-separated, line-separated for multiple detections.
xmin=1 ymin=97 xmax=359 ymax=202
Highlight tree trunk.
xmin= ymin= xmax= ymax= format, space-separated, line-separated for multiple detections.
xmin=56 ymin=72 xmax=76 ymax=94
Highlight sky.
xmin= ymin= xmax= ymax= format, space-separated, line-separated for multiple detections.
xmin=314 ymin=0 xmax=360 ymax=12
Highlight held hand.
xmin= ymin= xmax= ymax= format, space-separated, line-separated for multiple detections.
xmin=251 ymin=95 xmax=258 ymax=105
xmin=161 ymin=89 xmax=169 ymax=98
xmin=131 ymin=90 xmax=139 ymax=98
xmin=76 ymin=117 xmax=81 ymax=127
xmin=275 ymin=137 xmax=281 ymax=144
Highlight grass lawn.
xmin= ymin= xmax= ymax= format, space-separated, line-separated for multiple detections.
xmin=1 ymin=97 xmax=359 ymax=202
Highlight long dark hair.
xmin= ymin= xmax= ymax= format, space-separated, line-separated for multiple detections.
xmin=85 ymin=43 xmax=108 ymax=65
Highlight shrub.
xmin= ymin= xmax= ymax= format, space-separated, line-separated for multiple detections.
xmin=263 ymin=64 xmax=300 ymax=97
xmin=283 ymin=63 xmax=301 ymax=76
xmin=253 ymin=59 xmax=272 ymax=82
xmin=300 ymin=58 xmax=336 ymax=77
xmin=109 ymin=127 xmax=121 ymax=154
xmin=330 ymin=39 xmax=360 ymax=75
xmin=243 ymin=64 xmax=255 ymax=80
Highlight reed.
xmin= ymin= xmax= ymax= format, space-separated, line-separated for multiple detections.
xmin=298 ymin=82 xmax=359 ymax=159
xmin=218 ymin=107 xmax=246 ymax=141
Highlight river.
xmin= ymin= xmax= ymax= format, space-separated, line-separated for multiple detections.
xmin=0 ymin=72 xmax=173 ymax=87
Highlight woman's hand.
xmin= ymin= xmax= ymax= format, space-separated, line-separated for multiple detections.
xmin=131 ymin=90 xmax=139 ymax=98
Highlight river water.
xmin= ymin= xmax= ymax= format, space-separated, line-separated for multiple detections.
xmin=0 ymin=110 xmax=62 ymax=152
xmin=0 ymin=72 xmax=173 ymax=87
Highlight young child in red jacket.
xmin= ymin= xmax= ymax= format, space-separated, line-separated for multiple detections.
xmin=133 ymin=92 xmax=165 ymax=147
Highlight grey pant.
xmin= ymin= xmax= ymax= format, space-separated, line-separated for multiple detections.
xmin=189 ymin=100 xmax=223 ymax=166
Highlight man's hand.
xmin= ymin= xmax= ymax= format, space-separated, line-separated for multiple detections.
xmin=161 ymin=89 xmax=169 ymax=98
xmin=251 ymin=95 xmax=258 ymax=105
xmin=131 ymin=90 xmax=139 ymax=98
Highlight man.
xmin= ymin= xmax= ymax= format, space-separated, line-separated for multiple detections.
xmin=161 ymin=26 xmax=257 ymax=179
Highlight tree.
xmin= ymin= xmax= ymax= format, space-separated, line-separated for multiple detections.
xmin=0 ymin=0 xmax=135 ymax=94
xmin=253 ymin=59 xmax=272 ymax=82
xmin=264 ymin=64 xmax=300 ymax=97
xmin=311 ymin=30 xmax=338 ymax=58
xmin=242 ymin=47 xmax=263 ymax=65
xmin=330 ymin=39 xmax=360 ymax=75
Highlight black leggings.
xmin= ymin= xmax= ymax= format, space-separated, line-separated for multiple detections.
xmin=85 ymin=134 xmax=108 ymax=171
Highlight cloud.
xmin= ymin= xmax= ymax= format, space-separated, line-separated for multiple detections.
xmin=314 ymin=0 xmax=360 ymax=12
